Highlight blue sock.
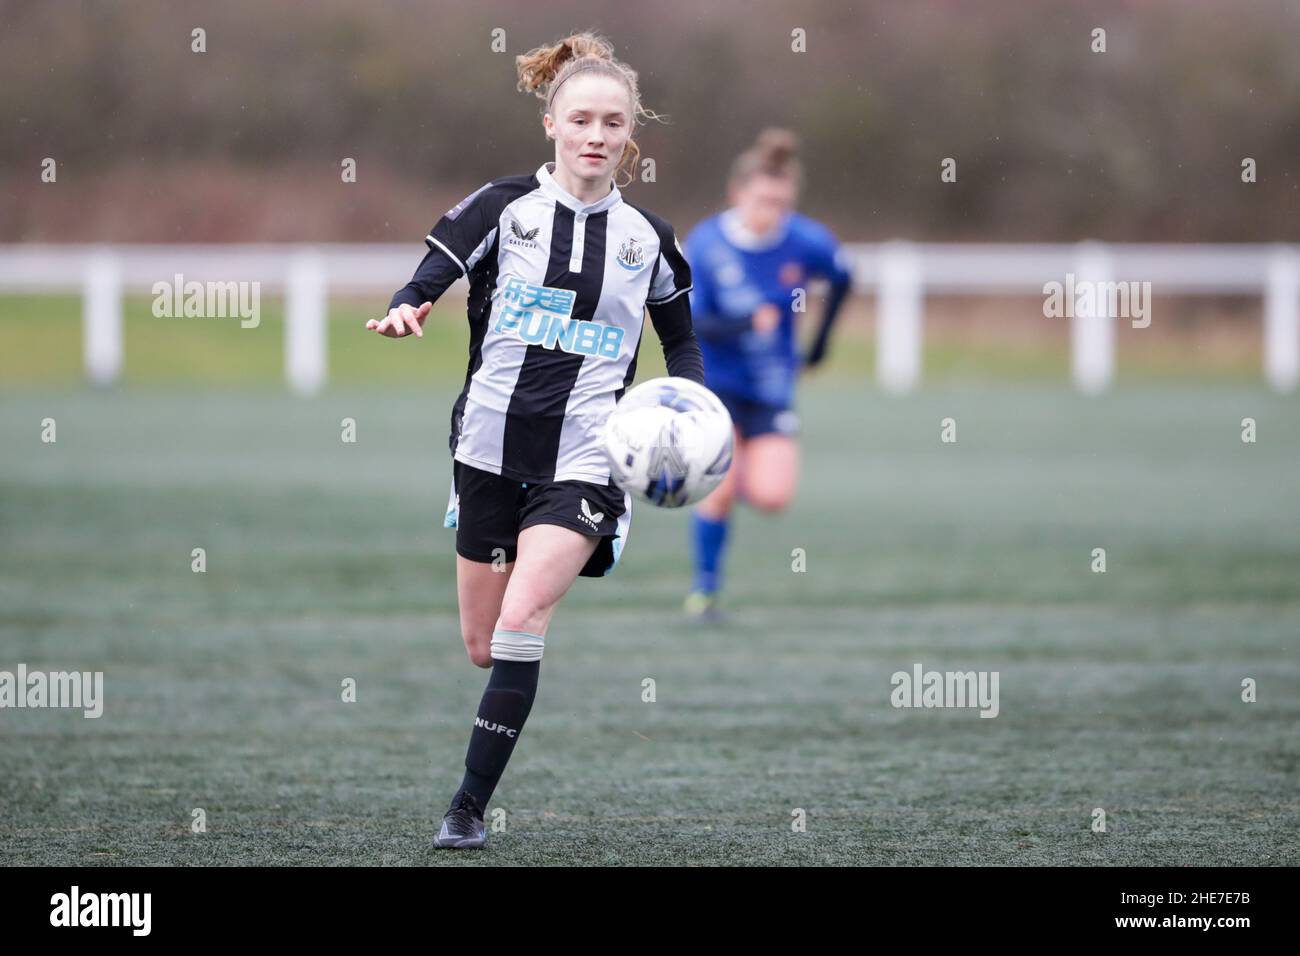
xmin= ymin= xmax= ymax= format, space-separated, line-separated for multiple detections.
xmin=691 ymin=512 xmax=729 ymax=595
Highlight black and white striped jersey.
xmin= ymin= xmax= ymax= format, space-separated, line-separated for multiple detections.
xmin=389 ymin=161 xmax=703 ymax=485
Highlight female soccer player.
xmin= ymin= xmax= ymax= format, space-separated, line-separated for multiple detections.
xmin=367 ymin=32 xmax=703 ymax=849
xmin=682 ymin=129 xmax=853 ymax=621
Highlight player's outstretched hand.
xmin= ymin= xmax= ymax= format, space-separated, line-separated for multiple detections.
xmin=367 ymin=301 xmax=431 ymax=338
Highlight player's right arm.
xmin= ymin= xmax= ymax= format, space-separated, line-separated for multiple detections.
xmin=685 ymin=230 xmax=774 ymax=341
xmin=684 ymin=230 xmax=748 ymax=341
xmin=371 ymin=260 xmax=441 ymax=338
xmin=369 ymin=180 xmax=500 ymax=339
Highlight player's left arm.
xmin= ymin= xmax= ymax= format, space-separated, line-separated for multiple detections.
xmin=648 ymin=295 xmax=705 ymax=385
xmin=646 ymin=224 xmax=705 ymax=385
xmin=802 ymin=229 xmax=854 ymax=369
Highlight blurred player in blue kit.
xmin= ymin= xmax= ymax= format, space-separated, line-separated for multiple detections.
xmin=683 ymin=129 xmax=853 ymax=620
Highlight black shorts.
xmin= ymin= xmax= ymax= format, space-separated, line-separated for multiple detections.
xmin=715 ymin=390 xmax=801 ymax=440
xmin=442 ymin=458 xmax=631 ymax=577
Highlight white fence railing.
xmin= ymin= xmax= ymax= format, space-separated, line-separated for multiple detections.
xmin=0 ymin=243 xmax=1296 ymax=394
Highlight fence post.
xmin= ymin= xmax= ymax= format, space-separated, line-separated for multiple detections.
xmin=1264 ymin=246 xmax=1299 ymax=392
xmin=83 ymin=248 xmax=123 ymax=387
xmin=285 ymin=248 xmax=327 ymax=396
xmin=877 ymin=241 xmax=922 ymax=393
xmin=1071 ymin=241 xmax=1114 ymax=394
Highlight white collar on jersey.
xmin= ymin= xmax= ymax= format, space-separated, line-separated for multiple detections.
xmin=719 ymin=207 xmax=790 ymax=251
xmin=536 ymin=161 xmax=623 ymax=216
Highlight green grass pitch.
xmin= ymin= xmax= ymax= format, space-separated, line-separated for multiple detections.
xmin=1 ymin=298 xmax=1297 ymax=865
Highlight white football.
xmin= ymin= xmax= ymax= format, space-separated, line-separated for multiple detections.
xmin=602 ymin=377 xmax=734 ymax=507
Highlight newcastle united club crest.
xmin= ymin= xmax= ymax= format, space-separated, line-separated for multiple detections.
xmin=616 ymin=235 xmax=646 ymax=272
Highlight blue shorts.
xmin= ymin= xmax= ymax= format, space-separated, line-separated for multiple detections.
xmin=714 ymin=391 xmax=800 ymax=440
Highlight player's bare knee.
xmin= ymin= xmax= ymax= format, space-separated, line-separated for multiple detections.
xmin=748 ymin=488 xmax=792 ymax=514
xmin=497 ymin=599 xmax=546 ymax=636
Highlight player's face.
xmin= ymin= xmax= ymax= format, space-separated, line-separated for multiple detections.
xmin=546 ymin=75 xmax=633 ymax=187
xmin=732 ymin=173 xmax=798 ymax=235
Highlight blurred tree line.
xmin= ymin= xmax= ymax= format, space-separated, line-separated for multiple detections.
xmin=2 ymin=0 xmax=1297 ymax=242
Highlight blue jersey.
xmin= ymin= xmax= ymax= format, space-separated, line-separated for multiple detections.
xmin=684 ymin=209 xmax=852 ymax=408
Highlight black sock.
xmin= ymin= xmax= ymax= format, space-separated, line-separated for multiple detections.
xmin=457 ymin=658 xmax=540 ymax=809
